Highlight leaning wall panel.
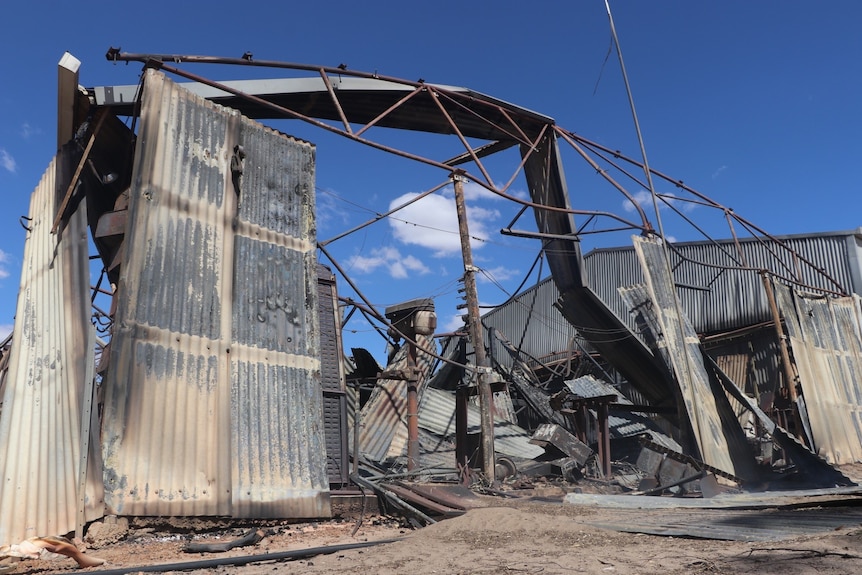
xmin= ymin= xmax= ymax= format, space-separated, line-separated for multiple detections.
xmin=0 ymin=146 xmax=101 ymax=544
xmin=102 ymin=70 xmax=328 ymax=518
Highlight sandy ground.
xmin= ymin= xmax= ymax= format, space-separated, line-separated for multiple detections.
xmin=9 ymin=492 xmax=862 ymax=575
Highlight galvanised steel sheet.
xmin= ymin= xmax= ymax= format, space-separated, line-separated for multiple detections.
xmin=585 ymin=230 xmax=862 ymax=336
xmin=417 ymin=388 xmax=545 ymax=460
xmin=564 ymin=375 xmax=682 ymax=451
xmin=102 ymin=70 xmax=328 ymax=518
xmin=0 ymin=146 xmax=103 ymax=544
xmin=776 ymin=284 xmax=862 ymax=464
xmin=621 ymin=236 xmax=757 ymax=480
xmin=482 ymin=231 xmax=861 ymax=409
xmin=357 ymin=333 xmax=436 ymax=463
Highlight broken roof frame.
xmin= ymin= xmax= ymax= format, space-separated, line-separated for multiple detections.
xmin=91 ymin=52 xmax=852 ymax=404
xmin=95 ymin=51 xmax=846 ymax=294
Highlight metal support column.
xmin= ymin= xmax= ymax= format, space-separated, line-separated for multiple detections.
xmin=406 ymin=340 xmax=420 ymax=471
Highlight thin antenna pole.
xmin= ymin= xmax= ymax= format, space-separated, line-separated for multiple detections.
xmin=604 ymin=0 xmax=662 ymax=236
xmin=604 ymin=0 xmax=704 ymax=454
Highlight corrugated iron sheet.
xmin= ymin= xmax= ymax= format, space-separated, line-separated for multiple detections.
xmin=358 ymin=333 xmax=436 ymax=463
xmin=317 ymin=265 xmax=348 ymax=486
xmin=584 ymin=507 xmax=862 ymax=541
xmin=776 ymin=283 xmax=862 ymax=464
xmin=564 ymin=375 xmax=682 ymax=451
xmin=586 ymin=229 xmax=862 ymax=336
xmin=417 ymin=388 xmax=545 ymax=460
xmin=101 ymin=70 xmax=329 ymax=518
xmin=483 ymin=230 xmax=862 ymax=374
xmin=0 ymin=146 xmax=104 ymax=544
xmin=620 ymin=236 xmax=757 ymax=480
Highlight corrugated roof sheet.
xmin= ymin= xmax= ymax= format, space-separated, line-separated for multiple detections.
xmin=417 ymin=387 xmax=545 ymax=460
xmin=586 ymin=230 xmax=862 ymax=336
xmin=101 ymin=70 xmax=329 ymax=518
xmin=564 ymin=375 xmax=682 ymax=451
xmin=584 ymin=507 xmax=862 ymax=541
xmin=483 ymin=230 xmax=862 ymax=374
xmin=0 ymin=146 xmax=104 ymax=544
xmin=357 ymin=333 xmax=437 ymax=463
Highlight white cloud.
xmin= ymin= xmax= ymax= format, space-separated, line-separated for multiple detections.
xmin=0 ymin=249 xmax=11 ymax=279
xmin=441 ymin=312 xmax=467 ymax=334
xmin=20 ymin=123 xmax=40 ymax=140
xmin=316 ymin=190 xmax=350 ymax=232
xmin=478 ymin=265 xmax=520 ymax=284
xmin=0 ymin=149 xmax=16 ymax=173
xmin=622 ymin=189 xmax=695 ymax=214
xmin=712 ymin=165 xmax=727 ymax=179
xmin=388 ymin=191 xmax=499 ymax=256
xmin=347 ymin=246 xmax=431 ymax=279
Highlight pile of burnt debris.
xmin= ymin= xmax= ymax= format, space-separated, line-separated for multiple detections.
xmin=346 ymin=334 xmax=857 ymax=529
xmin=339 ymin=284 xmax=862 ymax=531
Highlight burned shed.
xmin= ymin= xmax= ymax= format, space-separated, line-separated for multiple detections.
xmin=1 ymin=46 xmax=860 ymax=549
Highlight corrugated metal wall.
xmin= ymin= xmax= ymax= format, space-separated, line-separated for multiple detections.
xmin=621 ymin=236 xmax=756 ymax=480
xmin=0 ymin=146 xmax=104 ymax=544
xmin=585 ymin=231 xmax=862 ymax=336
xmin=358 ymin=333 xmax=437 ymax=463
xmin=101 ymin=70 xmax=329 ymax=518
xmin=483 ymin=276 xmax=578 ymax=369
xmin=483 ymin=231 xmax=862 ymax=373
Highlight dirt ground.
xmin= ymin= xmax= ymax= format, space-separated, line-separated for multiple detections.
xmin=10 ymin=491 xmax=862 ymax=575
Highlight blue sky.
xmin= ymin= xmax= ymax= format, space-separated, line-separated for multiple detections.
xmin=1 ymin=1 xmax=860 ymax=362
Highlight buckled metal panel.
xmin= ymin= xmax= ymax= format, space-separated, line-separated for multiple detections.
xmin=358 ymin=333 xmax=437 ymax=463
xmin=0 ymin=146 xmax=103 ymax=544
xmin=776 ymin=284 xmax=862 ymax=464
xmin=101 ymin=70 xmax=329 ymax=518
xmin=620 ymin=236 xmax=757 ymax=480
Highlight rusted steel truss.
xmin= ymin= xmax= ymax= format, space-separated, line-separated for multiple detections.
xmin=101 ymin=50 xmax=843 ymax=297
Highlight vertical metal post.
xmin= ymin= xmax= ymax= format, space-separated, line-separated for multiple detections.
xmin=452 ymin=172 xmax=496 ymax=482
xmin=597 ymin=401 xmax=611 ymax=478
xmin=76 ymin=323 xmax=96 ymax=540
xmin=760 ymin=271 xmax=806 ymax=441
xmin=455 ymin=387 xmax=469 ymax=484
xmin=406 ymin=340 xmax=420 ymax=471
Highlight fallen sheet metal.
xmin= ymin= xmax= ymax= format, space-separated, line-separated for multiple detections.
xmin=357 ymin=333 xmax=437 ymax=463
xmin=564 ymin=375 xmax=682 ymax=451
xmin=565 ymin=485 xmax=862 ymax=509
xmin=707 ymin=356 xmax=854 ymax=486
xmin=530 ymin=424 xmax=592 ymax=465
xmin=418 ymin=387 xmax=545 ymax=460
xmin=775 ymin=284 xmax=862 ymax=464
xmin=620 ymin=235 xmax=757 ymax=480
xmin=585 ymin=506 xmax=862 ymax=542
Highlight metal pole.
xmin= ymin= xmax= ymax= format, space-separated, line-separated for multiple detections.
xmin=760 ymin=272 xmax=806 ymax=441
xmin=452 ymin=172 xmax=496 ymax=482
xmin=406 ymin=340 xmax=420 ymax=471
